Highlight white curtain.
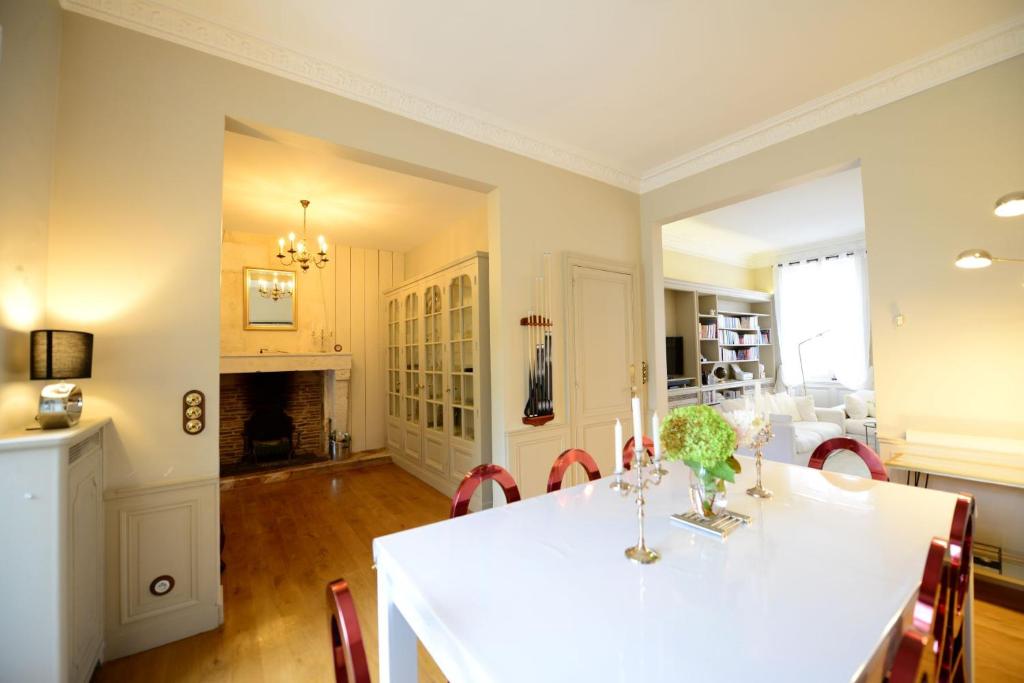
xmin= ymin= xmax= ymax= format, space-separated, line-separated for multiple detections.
xmin=774 ymin=251 xmax=870 ymax=391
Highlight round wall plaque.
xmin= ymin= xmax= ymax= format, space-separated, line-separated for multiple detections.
xmin=149 ymin=574 xmax=175 ymax=596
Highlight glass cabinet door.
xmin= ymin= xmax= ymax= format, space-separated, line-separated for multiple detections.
xmin=403 ymin=292 xmax=420 ymax=426
xmin=448 ymin=273 xmax=475 ymax=442
xmin=423 ymin=284 xmax=444 ymax=434
xmin=387 ymin=298 xmax=401 ymax=419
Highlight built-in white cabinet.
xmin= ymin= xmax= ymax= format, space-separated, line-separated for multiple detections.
xmin=0 ymin=418 xmax=108 ymax=683
xmin=384 ymin=253 xmax=490 ymax=496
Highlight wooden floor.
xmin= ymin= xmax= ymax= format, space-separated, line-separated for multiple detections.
xmin=96 ymin=463 xmax=1024 ymax=682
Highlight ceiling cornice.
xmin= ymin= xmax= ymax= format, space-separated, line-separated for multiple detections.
xmin=640 ymin=13 xmax=1024 ymax=192
xmin=60 ymin=1 xmax=1024 ymax=196
xmin=661 ymin=234 xmax=758 ymax=269
xmin=58 ymin=0 xmax=642 ymax=191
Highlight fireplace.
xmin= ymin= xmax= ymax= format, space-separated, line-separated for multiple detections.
xmin=218 ymin=353 xmax=353 ymax=476
xmin=220 ymin=371 xmax=324 ymax=470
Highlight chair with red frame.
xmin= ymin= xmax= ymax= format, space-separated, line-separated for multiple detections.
xmin=450 ymin=464 xmax=522 ymax=518
xmin=808 ymin=437 xmax=889 ymax=481
xmin=546 ymin=448 xmax=602 ymax=493
xmin=623 ymin=435 xmax=655 ymax=471
xmin=326 ymin=578 xmax=371 ymax=683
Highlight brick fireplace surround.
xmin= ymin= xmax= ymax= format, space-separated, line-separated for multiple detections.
xmin=219 ymin=371 xmax=325 ymax=467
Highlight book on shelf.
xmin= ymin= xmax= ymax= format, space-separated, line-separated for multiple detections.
xmin=719 ymin=330 xmax=761 ymax=345
xmin=759 ymin=330 xmax=770 ymax=344
xmin=720 ymin=347 xmax=759 ymax=361
xmin=717 ymin=314 xmax=760 ymax=330
xmin=699 ymin=323 xmax=718 ymax=338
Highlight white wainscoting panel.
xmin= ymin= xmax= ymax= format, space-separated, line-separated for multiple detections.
xmin=104 ymin=477 xmax=220 ymax=659
xmin=506 ymin=426 xmax=571 ymax=500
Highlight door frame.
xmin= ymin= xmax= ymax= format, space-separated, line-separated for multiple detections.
xmin=564 ymin=252 xmax=645 ymax=454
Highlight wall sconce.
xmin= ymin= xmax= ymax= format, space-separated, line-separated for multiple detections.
xmin=994 ymin=191 xmax=1024 ymax=218
xmin=954 ymin=191 xmax=1023 ymax=269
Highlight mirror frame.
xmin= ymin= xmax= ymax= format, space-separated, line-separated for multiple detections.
xmin=243 ymin=266 xmax=298 ymax=331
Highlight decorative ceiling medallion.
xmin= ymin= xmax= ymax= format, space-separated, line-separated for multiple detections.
xmin=61 ymin=1 xmax=1023 ymax=194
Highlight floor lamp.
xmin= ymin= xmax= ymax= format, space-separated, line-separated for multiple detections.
xmin=797 ymin=330 xmax=828 ymax=397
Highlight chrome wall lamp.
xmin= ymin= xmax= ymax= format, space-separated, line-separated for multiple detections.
xmin=954 ymin=192 xmax=1023 ymax=271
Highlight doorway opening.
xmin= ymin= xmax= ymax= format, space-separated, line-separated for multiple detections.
xmin=657 ymin=164 xmax=875 ymax=469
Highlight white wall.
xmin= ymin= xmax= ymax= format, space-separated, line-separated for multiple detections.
xmin=643 ymin=55 xmax=1024 ymax=442
xmin=40 ymin=12 xmax=638 ymax=652
xmin=403 ymin=206 xmax=488 ymax=279
xmin=0 ymin=0 xmax=62 ymax=432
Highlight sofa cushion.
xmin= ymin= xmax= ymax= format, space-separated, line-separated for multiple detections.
xmin=844 ymin=417 xmax=874 ymax=438
xmin=793 ymin=429 xmax=824 ymax=458
xmin=772 ymin=392 xmax=803 ymax=421
xmin=795 ymin=421 xmax=843 ymax=442
xmin=845 ymin=394 xmax=869 ymax=419
xmin=794 ymin=395 xmax=817 ymax=422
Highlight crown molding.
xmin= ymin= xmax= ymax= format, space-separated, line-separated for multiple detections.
xmin=58 ymin=0 xmax=642 ymax=191
xmin=60 ymin=1 xmax=1023 ymax=197
xmin=640 ymin=14 xmax=1024 ymax=193
xmin=661 ymin=235 xmax=758 ymax=269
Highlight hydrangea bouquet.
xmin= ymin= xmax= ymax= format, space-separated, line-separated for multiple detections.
xmin=660 ymin=405 xmax=742 ymax=517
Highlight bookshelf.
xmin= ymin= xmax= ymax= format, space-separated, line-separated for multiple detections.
xmin=664 ymin=279 xmax=777 ymax=409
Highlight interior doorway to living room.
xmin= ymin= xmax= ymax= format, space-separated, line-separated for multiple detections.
xmin=659 ymin=164 xmax=876 ymax=458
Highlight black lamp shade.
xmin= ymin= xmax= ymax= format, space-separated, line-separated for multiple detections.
xmin=30 ymin=330 xmax=93 ymax=380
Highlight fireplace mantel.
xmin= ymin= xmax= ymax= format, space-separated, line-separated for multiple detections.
xmin=220 ymin=353 xmax=353 ymax=439
xmin=220 ymin=353 xmax=352 ymax=377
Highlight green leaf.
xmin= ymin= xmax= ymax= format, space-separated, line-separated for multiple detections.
xmin=710 ymin=460 xmax=736 ymax=483
xmin=727 ymin=456 xmax=742 ymax=474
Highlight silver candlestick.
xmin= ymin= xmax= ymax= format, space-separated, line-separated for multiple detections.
xmin=624 ymin=438 xmax=662 ymax=564
xmin=745 ymin=423 xmax=774 ymax=499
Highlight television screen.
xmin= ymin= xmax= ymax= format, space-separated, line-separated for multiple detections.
xmin=665 ymin=336 xmax=684 ymax=377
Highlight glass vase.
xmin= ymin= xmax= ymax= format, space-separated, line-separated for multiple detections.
xmin=689 ymin=465 xmax=727 ymax=518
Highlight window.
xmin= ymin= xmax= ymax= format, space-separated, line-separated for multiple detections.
xmin=775 ymin=250 xmax=870 ymax=390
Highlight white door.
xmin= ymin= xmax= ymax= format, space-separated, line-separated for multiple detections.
xmin=570 ymin=262 xmax=640 ymax=478
xmin=402 ymin=291 xmax=422 ymax=463
xmin=446 ymin=269 xmax=477 ymax=480
xmin=385 ymin=297 xmax=404 ymax=453
xmin=421 ymin=282 xmax=448 ymax=474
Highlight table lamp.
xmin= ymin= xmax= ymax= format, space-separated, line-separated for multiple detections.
xmin=30 ymin=329 xmax=93 ymax=429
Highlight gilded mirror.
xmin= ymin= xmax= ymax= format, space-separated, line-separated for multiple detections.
xmin=244 ymin=267 xmax=297 ymax=330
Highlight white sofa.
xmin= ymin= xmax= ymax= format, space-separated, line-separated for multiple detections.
xmin=721 ymin=393 xmax=844 ymax=467
xmin=832 ymin=389 xmax=876 ymax=441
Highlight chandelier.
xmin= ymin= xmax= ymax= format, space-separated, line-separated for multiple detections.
xmin=277 ymin=199 xmax=329 ymax=271
xmin=257 ymin=274 xmax=294 ymax=301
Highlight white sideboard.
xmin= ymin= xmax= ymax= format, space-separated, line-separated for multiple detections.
xmin=0 ymin=418 xmax=109 ymax=683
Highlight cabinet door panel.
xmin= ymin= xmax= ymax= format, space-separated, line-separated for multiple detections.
xmin=68 ymin=450 xmax=103 ymax=681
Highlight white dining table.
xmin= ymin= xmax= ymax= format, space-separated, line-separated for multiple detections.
xmin=373 ymin=457 xmax=965 ymax=683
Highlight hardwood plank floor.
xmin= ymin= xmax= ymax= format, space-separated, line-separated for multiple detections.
xmin=95 ymin=463 xmax=1024 ymax=682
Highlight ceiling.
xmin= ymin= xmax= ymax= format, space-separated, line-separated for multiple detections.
xmin=221 ymin=131 xmax=488 ymax=252
xmin=662 ymin=167 xmax=865 ymax=267
xmin=64 ymin=1 xmax=1024 ymax=190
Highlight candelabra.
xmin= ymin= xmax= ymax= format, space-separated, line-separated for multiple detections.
xmin=619 ymin=437 xmax=664 ymax=565
xmin=745 ymin=422 xmax=774 ymax=499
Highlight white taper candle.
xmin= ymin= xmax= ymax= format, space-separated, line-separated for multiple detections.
xmin=631 ymin=395 xmax=643 ymax=457
xmin=614 ymin=419 xmax=623 ymax=474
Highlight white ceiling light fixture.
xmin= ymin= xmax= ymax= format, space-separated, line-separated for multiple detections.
xmin=994 ymin=191 xmax=1024 ymax=218
xmin=954 ymin=249 xmax=1024 ymax=270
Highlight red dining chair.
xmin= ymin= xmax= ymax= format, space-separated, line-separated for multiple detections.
xmin=326 ymin=578 xmax=371 ymax=683
xmin=942 ymin=495 xmax=975 ymax=682
xmin=546 ymin=448 xmax=602 ymax=492
xmin=889 ymin=538 xmax=953 ymax=683
xmin=808 ymin=437 xmax=889 ymax=481
xmin=623 ymin=435 xmax=654 ymax=471
xmin=450 ymin=464 xmax=521 ymax=518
